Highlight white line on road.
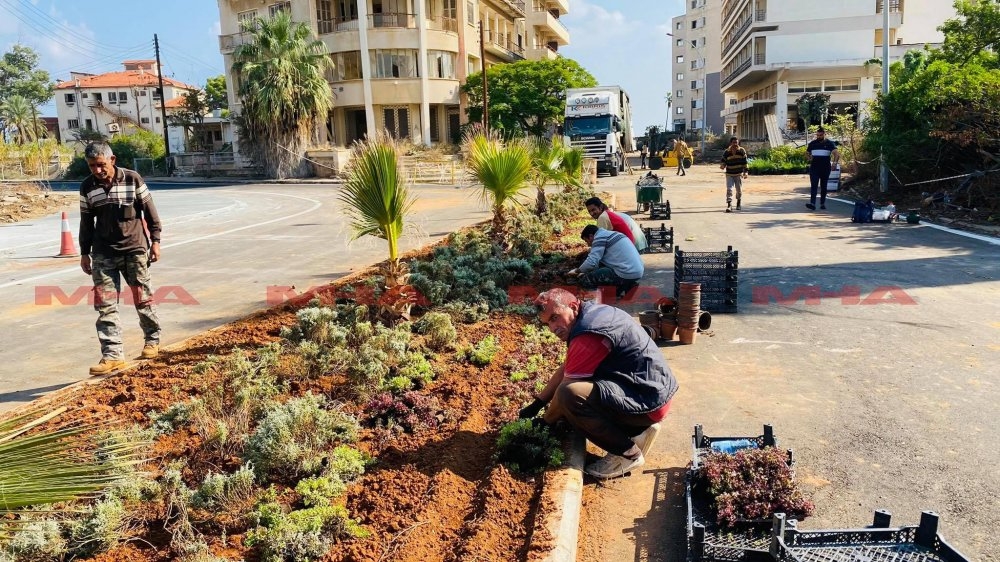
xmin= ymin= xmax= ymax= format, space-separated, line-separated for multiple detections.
xmin=828 ymin=196 xmax=1000 ymax=246
xmin=0 ymin=191 xmax=322 ymax=290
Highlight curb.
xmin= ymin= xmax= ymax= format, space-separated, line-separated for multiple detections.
xmin=827 ymin=196 xmax=1000 ymax=246
xmin=540 ymin=431 xmax=586 ymax=562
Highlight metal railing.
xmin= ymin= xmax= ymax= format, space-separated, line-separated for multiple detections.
xmin=485 ymin=30 xmax=525 ymax=59
xmin=367 ymin=12 xmax=417 ymax=29
xmin=505 ymin=0 xmax=526 ymax=15
xmin=876 ymin=0 xmax=901 ymax=13
xmin=721 ymin=57 xmax=753 ymax=87
xmin=722 ymin=17 xmax=751 ymax=56
xmin=427 ymin=16 xmax=459 ymax=33
xmin=318 ymin=16 xmax=360 ymax=34
xmin=756 ymin=9 xmax=766 ymax=21
xmin=754 ymin=53 xmax=766 ymax=65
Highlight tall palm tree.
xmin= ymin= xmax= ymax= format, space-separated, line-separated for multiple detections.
xmin=1 ymin=95 xmax=37 ymax=144
xmin=232 ymin=11 xmax=333 ymax=179
xmin=463 ymin=128 xmax=533 ymax=246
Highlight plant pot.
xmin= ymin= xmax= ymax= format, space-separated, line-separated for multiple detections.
xmin=660 ymin=319 xmax=678 ymax=340
xmin=678 ymin=327 xmax=697 ymax=345
xmin=698 ymin=311 xmax=712 ymax=332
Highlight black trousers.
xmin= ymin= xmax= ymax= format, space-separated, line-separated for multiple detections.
xmin=810 ymin=168 xmax=831 ymax=205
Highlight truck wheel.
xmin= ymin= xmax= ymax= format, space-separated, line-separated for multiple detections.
xmin=610 ymin=164 xmax=619 ymax=177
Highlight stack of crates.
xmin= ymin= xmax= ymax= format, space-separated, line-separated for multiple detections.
xmin=674 ymin=246 xmax=738 ymax=313
xmin=642 ymin=223 xmax=673 ymax=253
xmin=650 ymin=201 xmax=671 ymax=220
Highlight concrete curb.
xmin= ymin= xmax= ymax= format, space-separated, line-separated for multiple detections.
xmin=827 ymin=196 xmax=1000 ymax=246
xmin=540 ymin=431 xmax=586 ymax=562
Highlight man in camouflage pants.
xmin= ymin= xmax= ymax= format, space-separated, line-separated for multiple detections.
xmin=79 ymin=142 xmax=163 ymax=375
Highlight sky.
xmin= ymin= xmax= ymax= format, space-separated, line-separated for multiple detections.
xmin=0 ymin=0 xmax=682 ymax=131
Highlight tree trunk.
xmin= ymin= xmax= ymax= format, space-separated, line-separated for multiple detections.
xmin=535 ymin=186 xmax=548 ymax=216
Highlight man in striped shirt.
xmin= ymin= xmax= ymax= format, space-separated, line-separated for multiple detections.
xmin=805 ymin=127 xmax=840 ymax=210
xmin=79 ymin=142 xmax=163 ymax=375
xmin=719 ymin=137 xmax=749 ymax=212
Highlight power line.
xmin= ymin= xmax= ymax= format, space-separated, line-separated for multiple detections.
xmin=47 ymin=44 xmax=154 ymax=80
xmin=0 ymin=0 xmax=127 ymax=57
xmin=3 ymin=0 xmax=132 ymax=51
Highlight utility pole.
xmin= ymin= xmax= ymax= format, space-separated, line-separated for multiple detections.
xmin=879 ymin=1 xmax=890 ymax=193
xmin=479 ymin=22 xmax=489 ymax=130
xmin=154 ymin=34 xmax=172 ymax=175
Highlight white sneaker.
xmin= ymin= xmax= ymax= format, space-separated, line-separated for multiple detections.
xmin=584 ymin=452 xmax=645 ymax=479
xmin=633 ymin=423 xmax=661 ymax=457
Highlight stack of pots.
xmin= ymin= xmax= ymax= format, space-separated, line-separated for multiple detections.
xmin=657 ymin=297 xmax=678 ymax=340
xmin=677 ymin=282 xmax=701 ymax=344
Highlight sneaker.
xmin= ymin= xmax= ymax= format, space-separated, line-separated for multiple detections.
xmin=141 ymin=343 xmax=159 ymax=359
xmin=633 ymin=423 xmax=661 ymax=457
xmin=820 ymin=204 xmax=826 ymax=210
xmin=89 ymin=358 xmax=127 ymax=376
xmin=585 ymin=452 xmax=645 ymax=480
xmin=805 ymin=203 xmax=816 ymax=210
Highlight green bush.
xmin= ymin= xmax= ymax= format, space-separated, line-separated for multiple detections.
xmin=246 ymin=503 xmax=368 ymax=562
xmin=747 ymin=159 xmax=806 ymax=175
xmin=5 ymin=520 xmax=66 ymax=561
xmin=191 ymin=463 xmax=259 ymax=519
xmin=394 ymin=351 xmax=434 ymax=389
xmin=495 ymin=419 xmax=564 ymax=474
xmin=294 ymin=445 xmax=368 ymax=507
xmin=413 ymin=311 xmax=457 ymax=351
xmin=244 ymin=394 xmax=360 ymax=482
xmin=66 ymin=496 xmax=137 ymax=557
xmin=458 ymin=335 xmax=500 ymax=367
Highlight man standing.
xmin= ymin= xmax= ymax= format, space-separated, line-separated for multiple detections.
xmin=585 ymin=197 xmax=648 ymax=253
xmin=79 ymin=142 xmax=163 ymax=375
xmin=674 ymin=137 xmax=691 ymax=176
xmin=640 ymin=144 xmax=649 ymax=170
xmin=805 ymin=127 xmax=840 ymax=210
xmin=568 ymin=225 xmax=644 ymax=298
xmin=519 ymin=288 xmax=678 ymax=479
xmin=720 ymin=137 xmax=749 ymax=212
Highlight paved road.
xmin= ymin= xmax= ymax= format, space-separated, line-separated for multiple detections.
xmin=0 ymin=182 xmax=489 ymax=410
xmin=577 ymin=167 xmax=1000 ymax=562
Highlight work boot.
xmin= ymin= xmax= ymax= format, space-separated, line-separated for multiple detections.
xmin=633 ymin=423 xmax=661 ymax=457
xmin=820 ymin=204 xmax=826 ymax=210
xmin=90 ymin=358 xmax=127 ymax=376
xmin=585 ymin=451 xmax=645 ymax=480
xmin=806 ymin=203 xmax=816 ymax=210
xmin=736 ymin=199 xmax=742 ymax=210
xmin=141 ymin=343 xmax=159 ymax=359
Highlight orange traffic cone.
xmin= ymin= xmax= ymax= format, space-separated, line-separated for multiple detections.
xmin=56 ymin=211 xmax=78 ymax=258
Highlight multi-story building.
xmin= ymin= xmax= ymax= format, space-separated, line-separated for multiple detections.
xmin=719 ymin=0 xmax=956 ymax=140
xmin=216 ymin=0 xmax=569 ymax=148
xmin=670 ymin=0 xmax=729 ymax=141
xmin=53 ymin=60 xmax=196 ymax=150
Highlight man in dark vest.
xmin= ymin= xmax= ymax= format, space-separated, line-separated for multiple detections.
xmin=518 ymin=288 xmax=678 ymax=479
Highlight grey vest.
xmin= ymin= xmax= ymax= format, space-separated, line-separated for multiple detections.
xmin=568 ymin=302 xmax=678 ymax=414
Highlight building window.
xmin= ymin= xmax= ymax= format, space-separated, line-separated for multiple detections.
xmin=141 ymin=117 xmax=150 ymax=124
xmin=371 ymin=49 xmax=419 ymax=78
xmin=676 ymin=90 xmax=684 ymax=98
xmin=329 ymin=51 xmax=363 ymax=81
xmin=427 ymin=50 xmax=456 ymax=79
xmin=85 ymin=119 xmax=93 ymax=130
xmin=676 ymin=107 xmax=684 ymax=115
xmin=64 ymin=93 xmax=75 ymax=104
xmin=155 ymin=117 xmax=161 ymax=123
xmin=67 ymin=119 xmax=79 ymax=129
xmin=383 ymin=106 xmax=410 ymax=139
xmin=81 ymin=93 xmax=89 ymax=98
xmin=430 ymin=107 xmax=440 ymax=142
xmin=152 ymin=88 xmax=162 ymax=100
xmin=269 ymin=2 xmax=291 ymax=17
xmin=108 ymin=92 xmax=118 ymax=104
xmin=237 ymin=9 xmax=259 ymax=30
xmin=676 ymin=55 xmax=684 ymax=63
xmin=467 ymin=0 xmax=474 ymax=24
xmin=139 ymin=90 xmax=147 ymax=96
xmin=676 ymin=73 xmax=684 ymax=80
xmin=675 ymin=21 xmax=682 ymax=30
xmin=676 ymin=39 xmax=683 ymax=47
xmin=118 ymin=91 xmax=128 ymax=103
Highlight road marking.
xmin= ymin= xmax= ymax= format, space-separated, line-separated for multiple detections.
xmin=730 ymin=337 xmax=805 ymax=345
xmin=0 ymin=191 xmax=322 ymax=290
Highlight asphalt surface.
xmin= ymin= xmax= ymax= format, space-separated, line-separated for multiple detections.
xmin=576 ymin=165 xmax=999 ymax=562
xmin=0 ymin=182 xmax=489 ymax=410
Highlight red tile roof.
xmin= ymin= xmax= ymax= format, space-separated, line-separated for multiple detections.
xmin=162 ymin=97 xmax=187 ymax=109
xmin=55 ymin=70 xmax=195 ymax=90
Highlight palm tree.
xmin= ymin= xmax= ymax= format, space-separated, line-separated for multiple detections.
xmin=527 ymin=137 xmax=578 ymax=215
xmin=561 ymin=146 xmax=584 ymax=189
xmin=232 ymin=11 xmax=333 ymax=179
xmin=0 ymin=407 xmax=146 ymax=512
xmin=1 ymin=95 xmax=37 ymax=144
xmin=339 ymin=132 xmax=415 ymax=276
xmin=463 ymin=128 xmax=533 ymax=246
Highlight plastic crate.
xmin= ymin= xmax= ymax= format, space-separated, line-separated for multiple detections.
xmin=676 ymin=246 xmax=739 ymax=262
xmin=650 ymin=201 xmax=672 ymax=220
xmin=644 ymin=223 xmax=674 ymax=253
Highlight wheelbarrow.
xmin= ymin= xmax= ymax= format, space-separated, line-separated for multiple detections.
xmin=636 ymin=172 xmax=664 ymax=213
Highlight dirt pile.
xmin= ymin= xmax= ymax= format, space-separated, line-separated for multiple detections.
xmin=0 ymin=183 xmax=76 ymax=223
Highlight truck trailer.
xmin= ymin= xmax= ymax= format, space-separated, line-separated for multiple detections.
xmin=563 ymin=85 xmax=634 ymax=176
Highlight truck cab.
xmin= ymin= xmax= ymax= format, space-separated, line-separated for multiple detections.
xmin=563 ymin=87 xmax=633 ymax=176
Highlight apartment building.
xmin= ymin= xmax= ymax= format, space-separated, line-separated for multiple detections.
xmin=216 ymin=0 xmax=570 ymax=148
xmin=53 ymin=60 xmax=196 ymax=150
xmin=670 ymin=0 xmax=731 ymax=140
xmin=719 ymin=0 xmax=956 ymax=140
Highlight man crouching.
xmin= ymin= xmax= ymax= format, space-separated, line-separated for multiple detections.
xmin=518 ymin=288 xmax=678 ymax=479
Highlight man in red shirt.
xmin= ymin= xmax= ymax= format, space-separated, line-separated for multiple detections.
xmin=518 ymin=288 xmax=678 ymax=479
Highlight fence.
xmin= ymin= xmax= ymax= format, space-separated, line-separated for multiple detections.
xmin=171 ymin=152 xmax=261 ymax=177
xmin=0 ymin=153 xmax=73 ymax=180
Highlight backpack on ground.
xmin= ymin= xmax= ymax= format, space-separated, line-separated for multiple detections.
xmin=851 ymin=200 xmax=874 ymax=223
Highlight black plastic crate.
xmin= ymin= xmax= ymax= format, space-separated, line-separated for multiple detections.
xmin=674 ymin=273 xmax=739 ymax=283
xmin=643 ymin=223 xmax=674 ymax=253
xmin=650 ymin=201 xmax=671 ymax=220
xmin=676 ymin=246 xmax=739 ymax=262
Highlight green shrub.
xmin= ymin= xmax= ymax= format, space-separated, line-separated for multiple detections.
xmin=295 ymin=475 xmax=346 ymax=507
xmin=439 ymin=301 xmax=490 ymax=324
xmin=413 ymin=311 xmax=457 ymax=350
xmin=364 ymin=391 xmax=441 ymax=433
xmin=148 ymin=400 xmax=195 ymax=434
xmin=293 ymin=445 xmax=367 ymax=507
xmin=747 ymin=159 xmax=807 ymax=175
xmin=393 ymin=351 xmax=434 ymax=389
xmin=246 ymin=504 xmax=368 ymax=562
xmin=244 ymin=394 xmax=360 ymax=482
xmin=191 ymin=463 xmax=259 ymax=519
xmin=5 ymin=520 xmax=66 ymax=560
xmin=458 ymin=335 xmax=500 ymax=367
xmin=495 ymin=419 xmax=564 ymax=474
xmin=66 ymin=496 xmax=138 ymax=557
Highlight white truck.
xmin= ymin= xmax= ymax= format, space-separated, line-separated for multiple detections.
xmin=563 ymin=85 xmax=634 ymax=176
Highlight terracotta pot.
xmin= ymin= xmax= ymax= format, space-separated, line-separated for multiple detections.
xmin=638 ymin=310 xmax=661 ymax=327
xmin=698 ymin=311 xmax=713 ymax=331
xmin=660 ymin=319 xmax=678 ymax=340
xmin=678 ymin=327 xmax=697 ymax=345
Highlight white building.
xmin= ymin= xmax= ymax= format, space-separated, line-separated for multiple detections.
xmin=719 ymin=0 xmax=957 ymax=140
xmin=670 ymin=0 xmax=733 ymax=139
xmin=53 ymin=60 xmax=197 ymax=150
xmin=216 ymin=0 xmax=570 ymax=148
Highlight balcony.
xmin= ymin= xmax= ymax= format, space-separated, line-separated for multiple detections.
xmin=527 ymin=8 xmax=570 ymax=45
xmin=526 ymin=45 xmax=559 ymax=60
xmin=317 ymin=16 xmax=361 ymax=34
xmin=367 ymin=12 xmax=417 ymax=29
xmin=491 ymin=0 xmax=526 ymax=18
xmin=484 ymin=30 xmax=525 ymax=61
xmin=426 ymin=16 xmax=459 ymax=33
xmin=219 ymin=31 xmax=251 ymax=53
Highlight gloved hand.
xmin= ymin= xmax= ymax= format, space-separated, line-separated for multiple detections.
xmin=518 ymin=398 xmax=547 ymax=419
